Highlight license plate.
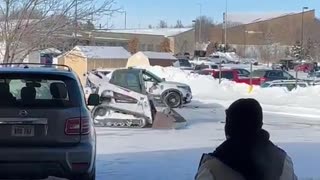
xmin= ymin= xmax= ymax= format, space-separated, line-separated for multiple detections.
xmin=11 ymin=125 xmax=34 ymax=137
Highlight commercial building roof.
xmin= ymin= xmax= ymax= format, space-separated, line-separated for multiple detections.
xmin=227 ymin=10 xmax=314 ymax=25
xmin=96 ymin=28 xmax=193 ymax=37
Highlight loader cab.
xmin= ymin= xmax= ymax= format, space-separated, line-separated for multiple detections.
xmin=110 ymin=69 xmax=147 ymax=95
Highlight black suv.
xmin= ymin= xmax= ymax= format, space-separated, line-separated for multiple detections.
xmin=251 ymin=69 xmax=295 ymax=82
xmin=0 ymin=64 xmax=98 ymax=180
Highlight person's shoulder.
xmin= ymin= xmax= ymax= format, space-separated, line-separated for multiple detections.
xmin=196 ymin=157 xmax=245 ymax=180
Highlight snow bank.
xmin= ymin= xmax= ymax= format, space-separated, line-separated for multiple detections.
xmin=145 ymin=66 xmax=320 ymax=109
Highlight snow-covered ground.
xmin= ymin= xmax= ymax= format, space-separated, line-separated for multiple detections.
xmin=92 ymin=66 xmax=320 ymax=180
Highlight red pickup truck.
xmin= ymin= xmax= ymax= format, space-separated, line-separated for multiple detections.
xmin=198 ymin=69 xmax=264 ymax=85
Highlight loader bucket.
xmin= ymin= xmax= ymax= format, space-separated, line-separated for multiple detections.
xmin=152 ymin=108 xmax=187 ymax=129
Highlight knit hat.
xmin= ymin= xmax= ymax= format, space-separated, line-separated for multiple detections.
xmin=225 ymin=98 xmax=263 ymax=138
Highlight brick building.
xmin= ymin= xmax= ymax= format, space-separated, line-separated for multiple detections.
xmin=210 ymin=10 xmax=320 ymax=46
xmin=209 ymin=10 xmax=320 ymax=62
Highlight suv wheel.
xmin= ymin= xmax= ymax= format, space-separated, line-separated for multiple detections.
xmin=71 ymin=166 xmax=96 ymax=180
xmin=163 ymin=91 xmax=181 ymax=108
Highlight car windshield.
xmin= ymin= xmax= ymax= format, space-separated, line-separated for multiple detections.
xmin=179 ymin=59 xmax=192 ymax=67
xmin=261 ymin=82 xmax=271 ymax=88
xmin=145 ymin=70 xmax=164 ymax=83
xmin=251 ymin=70 xmax=266 ymax=77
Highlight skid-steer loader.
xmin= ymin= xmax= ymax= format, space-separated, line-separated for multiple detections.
xmin=91 ymin=68 xmax=187 ymax=129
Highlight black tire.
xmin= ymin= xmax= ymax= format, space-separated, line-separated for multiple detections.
xmin=163 ymin=91 xmax=182 ymax=108
xmin=71 ymin=166 xmax=96 ymax=180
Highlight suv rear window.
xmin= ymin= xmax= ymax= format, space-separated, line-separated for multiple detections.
xmin=0 ymin=74 xmax=80 ymax=108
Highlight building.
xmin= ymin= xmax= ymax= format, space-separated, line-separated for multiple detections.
xmin=58 ymin=46 xmax=131 ymax=84
xmin=209 ymin=10 xmax=320 ymax=62
xmin=127 ymin=51 xmax=177 ymax=67
xmin=76 ymin=28 xmax=195 ymax=55
xmin=210 ymin=10 xmax=319 ymax=45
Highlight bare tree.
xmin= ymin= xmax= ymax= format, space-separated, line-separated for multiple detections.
xmin=174 ymin=20 xmax=184 ymax=28
xmin=158 ymin=20 xmax=167 ymax=28
xmin=0 ymin=0 xmax=119 ymax=63
xmin=160 ymin=38 xmax=171 ymax=52
xmin=128 ymin=37 xmax=139 ymax=54
xmin=148 ymin=24 xmax=153 ymax=29
xmin=193 ymin=16 xmax=215 ymax=42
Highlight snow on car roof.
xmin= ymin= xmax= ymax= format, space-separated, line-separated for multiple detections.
xmin=75 ymin=46 xmax=131 ymax=59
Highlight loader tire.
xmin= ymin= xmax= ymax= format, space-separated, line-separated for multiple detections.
xmin=164 ymin=91 xmax=182 ymax=108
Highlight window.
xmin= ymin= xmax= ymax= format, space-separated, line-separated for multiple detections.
xmin=143 ymin=71 xmax=163 ymax=83
xmin=110 ymin=71 xmax=142 ymax=93
xmin=261 ymin=82 xmax=271 ymax=88
xmin=147 ymin=44 xmax=154 ymax=51
xmin=178 ymin=59 xmax=192 ymax=67
xmin=283 ymin=71 xmax=293 ymax=79
xmin=251 ymin=70 xmax=266 ymax=77
xmin=221 ymin=72 xmax=234 ymax=80
xmin=140 ymin=44 xmax=146 ymax=51
xmin=195 ymin=65 xmax=209 ymax=70
xmin=156 ymin=45 xmax=161 ymax=51
xmin=0 ymin=74 xmax=79 ymax=108
xmin=95 ymin=42 xmax=105 ymax=46
xmin=268 ymin=71 xmax=282 ymax=78
xmin=210 ymin=65 xmax=219 ymax=69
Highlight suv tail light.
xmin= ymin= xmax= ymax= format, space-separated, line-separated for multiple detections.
xmin=65 ymin=117 xmax=90 ymax=135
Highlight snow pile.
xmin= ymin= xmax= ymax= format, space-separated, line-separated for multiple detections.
xmin=145 ymin=66 xmax=320 ymax=109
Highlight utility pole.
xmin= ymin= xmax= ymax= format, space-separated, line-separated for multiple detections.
xmin=297 ymin=6 xmax=308 ymax=89
xmin=224 ymin=0 xmax=228 ymax=49
xmin=198 ymin=3 xmax=202 ymax=43
xmin=124 ymin=11 xmax=127 ymax=29
xmin=301 ymin=7 xmax=308 ymax=61
xmin=74 ymin=0 xmax=78 ymax=46
xmin=120 ymin=11 xmax=127 ymax=29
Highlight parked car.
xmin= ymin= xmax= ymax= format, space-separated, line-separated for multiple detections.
xmin=173 ymin=58 xmax=193 ymax=70
xmin=294 ymin=63 xmax=314 ymax=73
xmin=251 ymin=69 xmax=295 ymax=82
xmin=198 ymin=69 xmax=264 ymax=85
xmin=307 ymin=71 xmax=320 ymax=81
xmin=261 ymin=80 xmax=309 ymax=91
xmin=0 ymin=63 xmax=97 ymax=180
xmin=191 ymin=62 xmax=220 ymax=73
xmin=207 ymin=55 xmax=228 ymax=64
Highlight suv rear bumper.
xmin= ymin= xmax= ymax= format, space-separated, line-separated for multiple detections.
xmin=0 ymin=142 xmax=95 ymax=179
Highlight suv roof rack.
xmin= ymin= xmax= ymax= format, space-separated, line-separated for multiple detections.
xmin=0 ymin=63 xmax=72 ymax=71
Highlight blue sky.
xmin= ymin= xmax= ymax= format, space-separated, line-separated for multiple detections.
xmin=99 ymin=0 xmax=319 ymax=29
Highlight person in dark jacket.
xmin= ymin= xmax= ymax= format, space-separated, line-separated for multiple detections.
xmin=195 ymin=98 xmax=297 ymax=180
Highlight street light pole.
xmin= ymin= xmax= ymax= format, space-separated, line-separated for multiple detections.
xmin=301 ymin=7 xmax=308 ymax=61
xmin=120 ymin=11 xmax=127 ymax=29
xmin=198 ymin=3 xmax=202 ymax=43
xmin=224 ymin=0 xmax=228 ymax=49
xmin=297 ymin=7 xmax=308 ymax=89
